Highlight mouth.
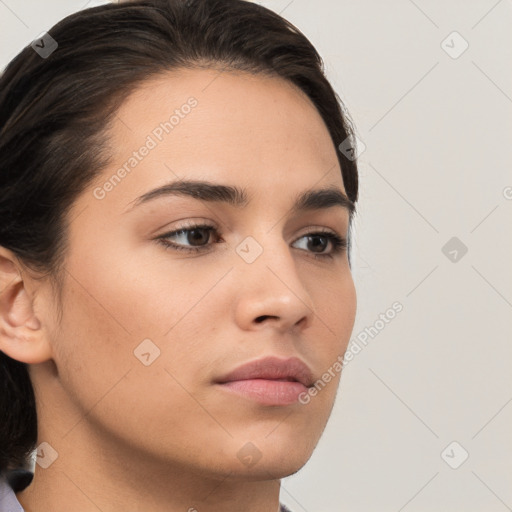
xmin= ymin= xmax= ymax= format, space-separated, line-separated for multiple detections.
xmin=214 ymin=356 xmax=314 ymax=406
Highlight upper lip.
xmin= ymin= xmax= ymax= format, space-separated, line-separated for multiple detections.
xmin=215 ymin=356 xmax=314 ymax=388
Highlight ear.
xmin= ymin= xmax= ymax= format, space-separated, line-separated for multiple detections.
xmin=0 ymin=247 xmax=53 ymax=364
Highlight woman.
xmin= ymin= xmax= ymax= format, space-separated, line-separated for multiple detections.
xmin=0 ymin=0 xmax=359 ymax=510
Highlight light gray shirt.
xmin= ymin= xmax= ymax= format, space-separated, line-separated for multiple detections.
xmin=0 ymin=476 xmax=24 ymax=512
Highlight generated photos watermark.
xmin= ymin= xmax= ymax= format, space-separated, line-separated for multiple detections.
xmin=93 ymin=97 xmax=198 ymax=200
xmin=298 ymin=301 xmax=403 ymax=404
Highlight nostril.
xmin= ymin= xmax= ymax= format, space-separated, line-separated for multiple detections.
xmin=255 ymin=315 xmax=275 ymax=323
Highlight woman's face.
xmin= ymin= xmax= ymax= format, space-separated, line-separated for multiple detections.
xmin=35 ymin=68 xmax=356 ymax=479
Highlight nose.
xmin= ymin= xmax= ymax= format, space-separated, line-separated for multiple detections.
xmin=233 ymin=236 xmax=315 ymax=334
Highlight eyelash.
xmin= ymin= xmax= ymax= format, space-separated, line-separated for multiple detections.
xmin=155 ymin=223 xmax=347 ymax=260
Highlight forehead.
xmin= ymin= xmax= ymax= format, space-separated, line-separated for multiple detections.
xmin=92 ymin=68 xmax=346 ymax=212
xmin=113 ymin=68 xmax=338 ymax=159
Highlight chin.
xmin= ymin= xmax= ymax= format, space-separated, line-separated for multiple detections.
xmin=226 ymin=456 xmax=312 ymax=482
xmin=222 ymin=434 xmax=319 ymax=482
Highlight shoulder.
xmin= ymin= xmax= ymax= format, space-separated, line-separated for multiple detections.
xmin=0 ymin=470 xmax=30 ymax=512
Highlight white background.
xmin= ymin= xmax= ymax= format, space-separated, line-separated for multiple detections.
xmin=1 ymin=1 xmax=511 ymax=511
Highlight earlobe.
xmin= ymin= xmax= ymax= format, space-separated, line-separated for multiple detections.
xmin=0 ymin=248 xmax=52 ymax=364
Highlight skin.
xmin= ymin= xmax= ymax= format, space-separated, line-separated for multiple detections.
xmin=0 ymin=68 xmax=357 ymax=512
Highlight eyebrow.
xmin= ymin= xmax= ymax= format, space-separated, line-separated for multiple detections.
xmin=124 ymin=179 xmax=355 ymax=215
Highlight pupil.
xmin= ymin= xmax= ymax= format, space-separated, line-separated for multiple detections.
xmin=308 ymin=235 xmax=327 ymax=252
xmin=189 ymin=229 xmax=208 ymax=246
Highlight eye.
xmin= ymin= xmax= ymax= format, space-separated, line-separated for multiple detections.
xmin=291 ymin=230 xmax=347 ymax=259
xmin=156 ymin=223 xmax=220 ymax=253
xmin=155 ymin=223 xmax=347 ymax=259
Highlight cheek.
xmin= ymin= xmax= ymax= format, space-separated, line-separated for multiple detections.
xmin=51 ymin=280 xmax=136 ymax=416
xmin=52 ymin=245 xmax=222 ymax=412
xmin=303 ymin=270 xmax=356 ymax=394
xmin=336 ymin=274 xmax=357 ymax=346
xmin=308 ymin=268 xmax=357 ymax=350
xmin=50 ymin=272 xmax=210 ymax=451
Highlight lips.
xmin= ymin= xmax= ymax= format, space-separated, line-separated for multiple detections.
xmin=214 ymin=356 xmax=315 ymax=406
xmin=215 ymin=356 xmax=315 ymax=387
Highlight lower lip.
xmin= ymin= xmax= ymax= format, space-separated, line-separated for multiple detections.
xmin=216 ymin=379 xmax=308 ymax=406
